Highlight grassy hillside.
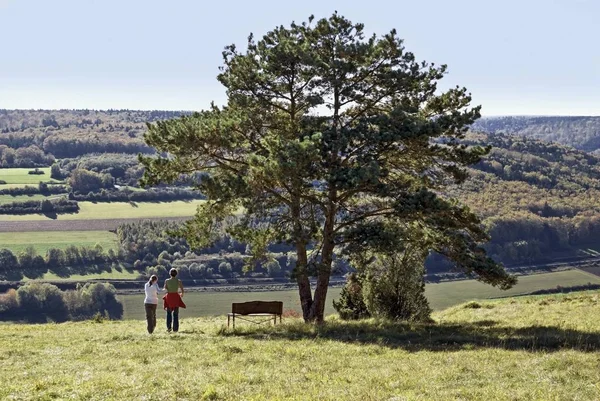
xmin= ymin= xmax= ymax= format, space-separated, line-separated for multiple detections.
xmin=0 ymin=167 xmax=57 ymax=184
xmin=0 ymin=200 xmax=204 ymax=221
xmin=2 ymin=291 xmax=600 ymax=400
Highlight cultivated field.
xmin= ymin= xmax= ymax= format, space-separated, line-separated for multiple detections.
xmin=0 ymin=200 xmax=204 ymax=222
xmin=0 ymin=230 xmax=117 ymax=253
xmin=0 ymin=216 xmax=191 ymax=232
xmin=2 ymin=291 xmax=600 ymax=400
xmin=0 ymin=167 xmax=58 ymax=184
xmin=119 ymin=269 xmax=600 ymax=319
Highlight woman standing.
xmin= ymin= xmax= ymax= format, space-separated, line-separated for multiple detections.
xmin=144 ymin=274 xmax=160 ymax=334
xmin=163 ymin=268 xmax=186 ymax=332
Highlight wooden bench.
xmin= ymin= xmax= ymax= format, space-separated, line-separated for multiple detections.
xmin=227 ymin=301 xmax=283 ymax=329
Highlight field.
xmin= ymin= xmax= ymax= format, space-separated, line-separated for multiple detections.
xmin=0 ymin=200 xmax=204 ymax=222
xmin=0 ymin=216 xmax=191 ymax=232
xmin=0 ymin=230 xmax=117 ymax=253
xmin=119 ymin=269 xmax=600 ymax=320
xmin=2 ymin=290 xmax=600 ymax=400
xmin=0 ymin=167 xmax=58 ymax=184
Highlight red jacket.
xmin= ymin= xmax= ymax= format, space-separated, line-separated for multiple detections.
xmin=163 ymin=293 xmax=186 ymax=310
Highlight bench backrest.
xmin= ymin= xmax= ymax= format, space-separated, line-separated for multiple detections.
xmin=231 ymin=301 xmax=283 ymax=315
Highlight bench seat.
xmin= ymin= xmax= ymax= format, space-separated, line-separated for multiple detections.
xmin=227 ymin=301 xmax=283 ymax=328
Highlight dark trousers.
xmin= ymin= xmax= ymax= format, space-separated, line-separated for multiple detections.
xmin=166 ymin=307 xmax=179 ymax=332
xmin=144 ymin=303 xmax=157 ymax=334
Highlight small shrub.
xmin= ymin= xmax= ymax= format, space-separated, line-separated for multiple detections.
xmin=463 ymin=301 xmax=482 ymax=309
xmin=0 ymin=289 xmax=19 ymax=316
xmin=333 ymin=273 xmax=370 ymax=320
xmin=92 ymin=312 xmax=106 ymax=323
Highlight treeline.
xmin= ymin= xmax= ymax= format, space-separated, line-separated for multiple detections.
xmin=43 ymin=136 xmax=153 ymax=158
xmin=117 ymin=221 xmax=349 ymax=281
xmin=58 ymin=153 xmax=143 ymax=186
xmin=0 ymin=198 xmax=78 ymax=215
xmin=0 ymin=246 xmax=119 ymax=281
xmin=0 ymin=183 xmax=67 ymax=196
xmin=484 ymin=214 xmax=600 ymax=264
xmin=69 ymin=187 xmax=206 ymax=203
xmin=0 ymin=282 xmax=123 ymax=322
xmin=468 ymin=133 xmax=600 ymax=192
xmin=0 ymin=110 xmax=193 ymax=164
xmin=0 ymin=109 xmax=190 ymax=131
xmin=0 ymin=144 xmax=54 ymax=168
xmin=471 ymin=116 xmax=600 ymax=153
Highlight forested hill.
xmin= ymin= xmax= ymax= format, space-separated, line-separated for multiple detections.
xmin=451 ymin=132 xmax=600 ymax=265
xmin=2 ymin=109 xmax=600 ymax=267
xmin=0 ymin=109 xmax=191 ymax=159
xmin=472 ymin=116 xmax=600 ymax=154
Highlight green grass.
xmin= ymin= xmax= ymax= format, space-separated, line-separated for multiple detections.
xmin=0 ymin=167 xmax=59 ymax=184
xmin=0 ymin=231 xmax=117 ymax=253
xmin=0 ymin=200 xmax=204 ymax=221
xmin=119 ymin=269 xmax=600 ymax=320
xmin=2 ymin=291 xmax=600 ymax=400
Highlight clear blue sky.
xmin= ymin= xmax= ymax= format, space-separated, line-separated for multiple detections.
xmin=1 ymin=0 xmax=598 ymax=115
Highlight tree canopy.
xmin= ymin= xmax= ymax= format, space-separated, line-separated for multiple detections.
xmin=140 ymin=13 xmax=515 ymax=322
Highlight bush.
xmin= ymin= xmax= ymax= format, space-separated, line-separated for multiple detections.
xmin=0 ymin=289 xmax=19 ymax=318
xmin=16 ymin=282 xmax=69 ymax=323
xmin=264 ymin=260 xmax=282 ymax=277
xmin=27 ymin=168 xmax=45 ymax=175
xmin=332 ymin=273 xmax=370 ymax=320
xmin=0 ymin=198 xmax=78 ymax=215
xmin=362 ymin=252 xmax=432 ymax=322
xmin=0 ymin=249 xmax=22 ymax=281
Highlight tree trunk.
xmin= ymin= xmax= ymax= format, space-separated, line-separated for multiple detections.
xmin=295 ymin=242 xmax=313 ymax=322
xmin=308 ymin=202 xmax=336 ymax=323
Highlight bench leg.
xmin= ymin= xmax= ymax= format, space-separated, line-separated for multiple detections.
xmin=227 ymin=315 xmax=230 ymax=328
xmin=233 ymin=314 xmax=235 ymax=329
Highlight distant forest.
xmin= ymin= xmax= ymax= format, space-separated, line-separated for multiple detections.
xmin=472 ymin=116 xmax=600 ymax=154
xmin=2 ymin=110 xmax=600 ymax=279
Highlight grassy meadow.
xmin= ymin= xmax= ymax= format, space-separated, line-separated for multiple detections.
xmin=0 ymin=200 xmax=204 ymax=221
xmin=0 ymin=230 xmax=117 ymax=253
xmin=2 ymin=291 xmax=600 ymax=400
xmin=119 ymin=269 xmax=600 ymax=320
xmin=0 ymin=167 xmax=58 ymax=184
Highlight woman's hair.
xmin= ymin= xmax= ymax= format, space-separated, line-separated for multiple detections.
xmin=169 ymin=268 xmax=178 ymax=277
xmin=148 ymin=274 xmax=158 ymax=285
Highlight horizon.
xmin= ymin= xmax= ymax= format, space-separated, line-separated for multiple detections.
xmin=1 ymin=108 xmax=599 ymax=119
xmin=1 ymin=0 xmax=599 ymax=115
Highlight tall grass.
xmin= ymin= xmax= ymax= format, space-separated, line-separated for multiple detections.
xmin=1 ymin=291 xmax=600 ymax=400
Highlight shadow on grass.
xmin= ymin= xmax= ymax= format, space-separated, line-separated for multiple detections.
xmin=219 ymin=319 xmax=600 ymax=353
xmin=42 ymin=211 xmax=58 ymax=219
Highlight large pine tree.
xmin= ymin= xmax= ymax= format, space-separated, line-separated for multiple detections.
xmin=140 ymin=13 xmax=515 ymax=322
